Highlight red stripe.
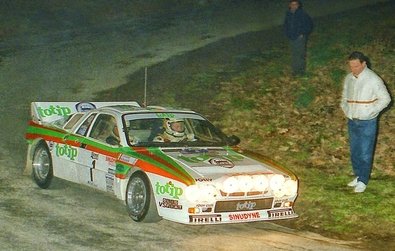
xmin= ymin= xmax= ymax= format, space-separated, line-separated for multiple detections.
xmin=136 ymin=148 xmax=191 ymax=182
xmin=116 ymin=158 xmax=191 ymax=185
xmin=84 ymin=145 xmax=119 ymax=158
xmin=26 ymin=133 xmax=62 ymax=143
xmin=28 ymin=121 xmax=65 ymax=133
xmin=136 ymin=159 xmax=190 ymax=184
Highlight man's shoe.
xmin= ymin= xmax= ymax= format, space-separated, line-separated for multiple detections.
xmin=354 ymin=181 xmax=367 ymax=193
xmin=347 ymin=177 xmax=358 ymax=187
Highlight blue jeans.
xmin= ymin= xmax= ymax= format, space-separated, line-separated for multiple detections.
xmin=348 ymin=118 xmax=378 ymax=185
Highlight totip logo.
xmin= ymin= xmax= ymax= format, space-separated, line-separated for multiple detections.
xmin=208 ymin=158 xmax=234 ymax=168
xmin=37 ymin=105 xmax=72 ymax=118
xmin=75 ymin=102 xmax=96 ymax=112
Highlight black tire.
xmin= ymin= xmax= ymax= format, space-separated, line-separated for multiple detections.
xmin=125 ymin=172 xmax=161 ymax=223
xmin=32 ymin=142 xmax=53 ymax=189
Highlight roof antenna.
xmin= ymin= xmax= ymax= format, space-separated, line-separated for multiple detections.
xmin=143 ymin=67 xmax=148 ymax=107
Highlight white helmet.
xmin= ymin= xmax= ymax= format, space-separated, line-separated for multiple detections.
xmin=164 ymin=118 xmax=186 ymax=138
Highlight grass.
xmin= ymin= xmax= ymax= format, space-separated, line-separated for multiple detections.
xmin=179 ymin=2 xmax=395 ymax=249
xmin=292 ymin=169 xmax=395 ymax=242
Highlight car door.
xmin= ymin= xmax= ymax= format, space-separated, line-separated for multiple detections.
xmin=75 ymin=113 xmax=119 ymax=193
xmin=51 ymin=113 xmax=86 ymax=183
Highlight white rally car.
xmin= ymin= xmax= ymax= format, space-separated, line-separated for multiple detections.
xmin=25 ymin=101 xmax=298 ymax=224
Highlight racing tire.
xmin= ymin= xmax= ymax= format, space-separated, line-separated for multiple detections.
xmin=32 ymin=142 xmax=53 ymax=189
xmin=126 ymin=172 xmax=161 ymax=223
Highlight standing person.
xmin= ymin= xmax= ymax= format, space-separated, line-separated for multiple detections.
xmin=283 ymin=0 xmax=313 ymax=76
xmin=341 ymin=51 xmax=391 ymax=193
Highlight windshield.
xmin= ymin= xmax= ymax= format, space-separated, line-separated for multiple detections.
xmin=123 ymin=112 xmax=228 ymax=147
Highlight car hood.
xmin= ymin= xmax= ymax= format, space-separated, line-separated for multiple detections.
xmin=161 ymin=147 xmax=285 ymax=180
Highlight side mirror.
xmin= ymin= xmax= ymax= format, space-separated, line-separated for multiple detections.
xmin=227 ymin=135 xmax=240 ymax=146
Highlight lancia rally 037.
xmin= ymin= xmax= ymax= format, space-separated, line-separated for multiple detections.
xmin=25 ymin=101 xmax=298 ymax=224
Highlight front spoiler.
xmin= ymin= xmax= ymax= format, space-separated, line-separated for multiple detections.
xmin=164 ymin=208 xmax=297 ymax=225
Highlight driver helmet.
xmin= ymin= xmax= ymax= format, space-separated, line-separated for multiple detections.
xmin=164 ymin=118 xmax=186 ymax=138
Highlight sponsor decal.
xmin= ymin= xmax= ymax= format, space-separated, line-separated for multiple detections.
xmin=75 ymin=102 xmax=96 ymax=112
xmin=156 ymin=113 xmax=175 ymax=118
xmin=195 ymin=177 xmax=213 ymax=182
xmin=236 ymin=201 xmax=257 ymax=211
xmin=179 ymin=153 xmax=244 ymax=164
xmin=119 ymin=154 xmax=137 ymax=164
xmin=155 ymin=181 xmax=183 ymax=199
xmin=120 ymin=154 xmax=130 ymax=162
xmin=37 ymin=105 xmax=72 ymax=118
xmin=196 ymin=203 xmax=214 ymax=208
xmin=159 ymin=198 xmax=182 ymax=210
xmin=189 ymin=214 xmax=222 ymax=223
xmin=91 ymin=152 xmax=99 ymax=160
xmin=55 ymin=144 xmax=77 ymax=160
xmin=48 ymin=141 xmax=54 ymax=151
xmin=268 ymin=209 xmax=294 ymax=218
xmin=196 ymin=204 xmax=214 ymax=213
xmin=106 ymin=156 xmax=116 ymax=166
xmin=180 ymin=148 xmax=209 ymax=154
xmin=215 ymin=198 xmax=273 ymax=213
xmin=229 ymin=212 xmax=261 ymax=221
xmin=208 ymin=158 xmax=234 ymax=168
xmin=106 ymin=168 xmax=115 ymax=193
xmin=274 ymin=198 xmax=289 ymax=203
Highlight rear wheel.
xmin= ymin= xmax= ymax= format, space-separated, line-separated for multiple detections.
xmin=32 ymin=142 xmax=53 ymax=189
xmin=125 ymin=172 xmax=161 ymax=222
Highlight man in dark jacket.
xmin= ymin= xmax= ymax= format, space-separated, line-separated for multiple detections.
xmin=284 ymin=0 xmax=313 ymax=76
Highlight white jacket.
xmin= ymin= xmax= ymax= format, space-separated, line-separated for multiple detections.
xmin=341 ymin=67 xmax=391 ymax=120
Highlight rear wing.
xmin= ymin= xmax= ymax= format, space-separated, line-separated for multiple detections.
xmin=31 ymin=101 xmax=141 ymax=124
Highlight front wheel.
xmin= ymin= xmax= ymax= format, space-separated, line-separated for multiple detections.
xmin=32 ymin=142 xmax=53 ymax=189
xmin=125 ymin=172 xmax=161 ymax=222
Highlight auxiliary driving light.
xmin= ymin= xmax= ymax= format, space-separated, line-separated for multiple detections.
xmin=223 ymin=176 xmax=239 ymax=194
xmin=252 ymin=174 xmax=269 ymax=191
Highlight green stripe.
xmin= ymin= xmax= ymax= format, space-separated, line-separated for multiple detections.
xmin=27 ymin=125 xmax=65 ymax=139
xmin=147 ymin=148 xmax=193 ymax=180
xmin=123 ymin=148 xmax=185 ymax=178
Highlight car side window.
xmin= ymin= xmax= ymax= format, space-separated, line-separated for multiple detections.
xmin=76 ymin=114 xmax=96 ymax=136
xmin=128 ymin=119 xmax=158 ymax=144
xmin=89 ymin=114 xmax=120 ymax=145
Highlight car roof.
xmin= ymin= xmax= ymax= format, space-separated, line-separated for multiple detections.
xmin=97 ymin=105 xmax=197 ymax=116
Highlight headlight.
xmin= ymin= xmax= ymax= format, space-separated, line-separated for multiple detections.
xmin=223 ymin=176 xmax=239 ymax=194
xmin=252 ymin=175 xmax=269 ymax=191
xmin=237 ymin=175 xmax=254 ymax=193
xmin=185 ymin=185 xmax=200 ymax=203
xmin=269 ymin=174 xmax=285 ymax=191
xmin=283 ymin=179 xmax=298 ymax=196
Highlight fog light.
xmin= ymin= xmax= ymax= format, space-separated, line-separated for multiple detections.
xmin=188 ymin=207 xmax=201 ymax=214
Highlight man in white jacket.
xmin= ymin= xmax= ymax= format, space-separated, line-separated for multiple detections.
xmin=341 ymin=51 xmax=391 ymax=193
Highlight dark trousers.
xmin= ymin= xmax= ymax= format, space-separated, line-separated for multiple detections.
xmin=348 ymin=118 xmax=378 ymax=185
xmin=290 ymin=35 xmax=307 ymax=75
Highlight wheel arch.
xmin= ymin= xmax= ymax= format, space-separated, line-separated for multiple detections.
xmin=24 ymin=138 xmax=49 ymax=175
xmin=124 ymin=169 xmax=162 ymax=222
